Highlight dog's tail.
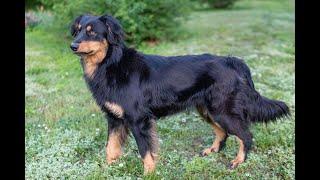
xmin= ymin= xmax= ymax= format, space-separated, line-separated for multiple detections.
xmin=248 ymin=94 xmax=290 ymax=123
xmin=224 ymin=57 xmax=290 ymax=123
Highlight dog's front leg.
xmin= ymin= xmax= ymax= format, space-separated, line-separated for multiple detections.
xmin=106 ymin=116 xmax=129 ymax=165
xmin=129 ymin=118 xmax=159 ymax=175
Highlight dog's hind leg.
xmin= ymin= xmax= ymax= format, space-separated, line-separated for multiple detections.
xmin=214 ymin=115 xmax=253 ymax=169
xmin=106 ymin=116 xmax=129 ymax=165
xmin=202 ymin=123 xmax=228 ymax=156
xmin=228 ymin=135 xmax=251 ymax=169
xmin=196 ymin=106 xmax=228 ymax=156
xmin=128 ymin=118 xmax=159 ymax=175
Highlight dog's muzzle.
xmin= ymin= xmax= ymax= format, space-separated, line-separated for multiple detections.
xmin=70 ymin=43 xmax=79 ymax=52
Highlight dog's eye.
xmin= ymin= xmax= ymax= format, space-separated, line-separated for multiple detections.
xmin=72 ymin=24 xmax=81 ymax=37
xmin=86 ymin=26 xmax=96 ymax=36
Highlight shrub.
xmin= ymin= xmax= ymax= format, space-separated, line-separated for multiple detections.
xmin=25 ymin=12 xmax=40 ymax=27
xmin=26 ymin=0 xmax=41 ymax=9
xmin=26 ymin=0 xmax=62 ymax=10
xmin=205 ymin=0 xmax=238 ymax=9
xmin=50 ymin=0 xmax=191 ymax=45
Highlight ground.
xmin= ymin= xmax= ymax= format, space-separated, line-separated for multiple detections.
xmin=25 ymin=0 xmax=295 ymax=179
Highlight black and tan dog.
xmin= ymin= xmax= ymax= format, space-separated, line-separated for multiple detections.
xmin=70 ymin=14 xmax=289 ymax=174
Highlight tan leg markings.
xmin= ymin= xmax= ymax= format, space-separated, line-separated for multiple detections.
xmin=196 ymin=106 xmax=209 ymax=120
xmin=202 ymin=123 xmax=226 ymax=156
xmin=149 ymin=119 xmax=159 ymax=154
xmin=143 ymin=151 xmax=158 ymax=175
xmin=143 ymin=119 xmax=159 ymax=175
xmin=106 ymin=128 xmax=128 ymax=164
xmin=229 ymin=137 xmax=246 ymax=169
xmin=196 ymin=106 xmax=227 ymax=156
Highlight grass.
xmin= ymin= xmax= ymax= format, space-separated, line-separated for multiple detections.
xmin=25 ymin=0 xmax=295 ymax=179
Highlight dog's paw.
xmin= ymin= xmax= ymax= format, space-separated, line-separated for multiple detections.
xmin=200 ymin=146 xmax=219 ymax=156
xmin=227 ymin=157 xmax=244 ymax=169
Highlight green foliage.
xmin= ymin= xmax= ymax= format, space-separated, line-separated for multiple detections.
xmin=25 ymin=0 xmax=41 ymax=9
xmin=49 ymin=0 xmax=191 ymax=45
xmin=38 ymin=0 xmax=64 ymax=9
xmin=26 ymin=0 xmax=63 ymax=10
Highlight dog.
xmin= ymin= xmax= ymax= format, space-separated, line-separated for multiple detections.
xmin=69 ymin=13 xmax=289 ymax=174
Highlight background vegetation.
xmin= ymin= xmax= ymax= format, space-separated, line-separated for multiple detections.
xmin=26 ymin=0 xmax=295 ymax=179
xmin=26 ymin=0 xmax=192 ymax=44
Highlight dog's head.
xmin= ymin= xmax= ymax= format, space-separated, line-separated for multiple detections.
xmin=70 ymin=14 xmax=124 ymax=57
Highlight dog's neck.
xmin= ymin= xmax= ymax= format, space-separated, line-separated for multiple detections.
xmin=104 ymin=44 xmax=125 ymax=66
xmin=80 ymin=40 xmax=115 ymax=79
xmin=82 ymin=44 xmax=138 ymax=82
xmin=82 ymin=49 xmax=107 ymax=78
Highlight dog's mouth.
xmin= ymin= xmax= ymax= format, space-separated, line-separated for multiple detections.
xmin=74 ymin=51 xmax=94 ymax=56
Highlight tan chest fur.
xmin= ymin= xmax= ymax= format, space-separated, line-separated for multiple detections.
xmin=105 ymin=101 xmax=124 ymax=118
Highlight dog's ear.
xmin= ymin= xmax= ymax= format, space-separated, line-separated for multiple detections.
xmin=99 ymin=14 xmax=124 ymax=45
xmin=70 ymin=15 xmax=84 ymax=37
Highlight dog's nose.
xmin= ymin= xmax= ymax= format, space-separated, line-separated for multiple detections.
xmin=70 ymin=43 xmax=79 ymax=51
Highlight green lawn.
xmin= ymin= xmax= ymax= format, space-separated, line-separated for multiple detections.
xmin=25 ymin=0 xmax=295 ymax=179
